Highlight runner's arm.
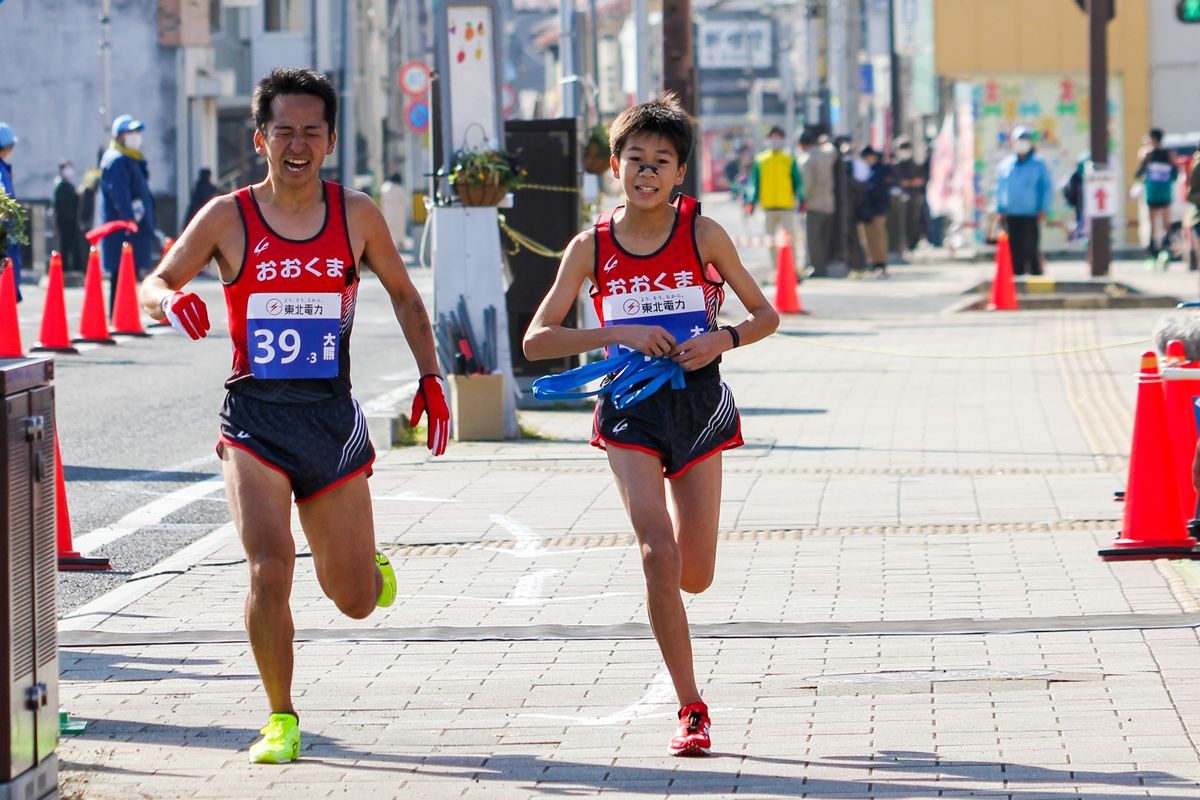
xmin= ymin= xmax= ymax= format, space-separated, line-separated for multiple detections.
xmin=139 ymin=195 xmax=233 ymax=318
xmin=524 ymin=230 xmax=676 ymax=360
xmin=351 ymin=195 xmax=441 ymax=377
xmin=679 ymin=216 xmax=778 ymax=371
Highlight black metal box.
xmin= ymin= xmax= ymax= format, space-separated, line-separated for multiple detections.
xmin=0 ymin=358 xmax=58 ymax=800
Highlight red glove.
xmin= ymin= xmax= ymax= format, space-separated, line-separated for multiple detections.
xmin=160 ymin=291 xmax=210 ymax=340
xmin=410 ymin=374 xmax=450 ymax=456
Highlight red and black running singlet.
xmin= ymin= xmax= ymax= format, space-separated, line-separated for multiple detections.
xmin=591 ymin=194 xmax=725 ymax=358
xmin=225 ymin=180 xmax=359 ymax=403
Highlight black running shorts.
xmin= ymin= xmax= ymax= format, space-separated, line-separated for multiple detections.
xmin=591 ymin=367 xmax=743 ymax=477
xmin=217 ymin=391 xmax=375 ymax=503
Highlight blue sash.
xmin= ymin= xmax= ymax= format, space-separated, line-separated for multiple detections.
xmin=532 ymin=351 xmax=685 ymax=409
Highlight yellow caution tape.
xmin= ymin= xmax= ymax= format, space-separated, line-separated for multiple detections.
xmin=518 ymin=182 xmax=581 ymax=194
xmin=497 ymin=215 xmax=565 ymax=259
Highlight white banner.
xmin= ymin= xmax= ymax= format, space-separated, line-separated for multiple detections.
xmin=697 ymin=19 xmax=773 ymax=71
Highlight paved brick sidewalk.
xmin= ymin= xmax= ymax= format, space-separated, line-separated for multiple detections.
xmin=55 ymin=200 xmax=1200 ymax=798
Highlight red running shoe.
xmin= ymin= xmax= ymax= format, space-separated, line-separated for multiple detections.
xmin=669 ymin=701 xmax=711 ymax=756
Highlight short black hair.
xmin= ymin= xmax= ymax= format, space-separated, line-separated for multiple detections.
xmin=768 ymin=126 xmax=786 ymax=138
xmin=1150 ymin=128 xmax=1164 ymax=143
xmin=798 ymin=130 xmax=817 ymax=146
xmin=251 ymin=68 xmax=338 ymax=133
xmin=609 ymin=92 xmax=694 ymax=164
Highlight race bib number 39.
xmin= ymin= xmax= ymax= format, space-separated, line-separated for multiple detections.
xmin=246 ymin=293 xmax=341 ymax=379
xmin=602 ymin=285 xmax=708 ymax=356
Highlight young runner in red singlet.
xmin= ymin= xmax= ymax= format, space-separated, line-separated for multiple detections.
xmin=524 ymin=94 xmax=779 ymax=755
xmin=139 ymin=68 xmax=450 ymax=764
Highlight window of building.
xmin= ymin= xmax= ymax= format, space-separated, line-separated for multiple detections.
xmin=264 ymin=0 xmax=305 ymax=32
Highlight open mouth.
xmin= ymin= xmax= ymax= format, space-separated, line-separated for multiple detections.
xmin=633 ymin=184 xmax=658 ymax=195
xmin=283 ymin=157 xmax=310 ymax=174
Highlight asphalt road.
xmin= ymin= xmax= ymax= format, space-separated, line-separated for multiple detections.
xmin=43 ymin=266 xmax=432 ymax=614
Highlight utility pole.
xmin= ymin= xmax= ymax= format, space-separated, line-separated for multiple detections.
xmin=662 ymin=0 xmax=698 ymax=198
xmin=633 ymin=0 xmax=650 ymax=101
xmin=1088 ymin=0 xmax=1110 ymax=277
xmin=100 ymin=0 xmax=112 ymax=139
xmin=888 ymin=0 xmax=902 ymax=141
xmin=559 ymin=0 xmax=577 ymax=118
xmin=805 ymin=1 xmax=823 ymax=129
xmin=340 ymin=0 xmax=358 ymax=188
xmin=827 ymin=0 xmax=848 ymax=135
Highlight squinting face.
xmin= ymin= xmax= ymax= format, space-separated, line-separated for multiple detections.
xmin=254 ymin=94 xmax=335 ymax=186
xmin=610 ymin=133 xmax=685 ymax=209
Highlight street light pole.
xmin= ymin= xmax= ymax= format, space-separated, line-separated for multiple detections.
xmin=1088 ymin=0 xmax=1110 ymax=278
xmin=100 ymin=0 xmax=112 ymax=139
xmin=560 ymin=0 xmax=577 ymax=119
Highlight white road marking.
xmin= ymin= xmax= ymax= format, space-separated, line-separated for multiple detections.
xmin=59 ymin=522 xmax=238 ymax=631
xmin=522 ymin=669 xmax=676 ymax=725
xmin=388 ymin=591 xmax=634 ymax=605
xmin=490 ymin=513 xmax=546 ymax=555
xmin=375 ymin=490 xmax=460 ymax=503
xmin=484 ymin=513 xmax=600 ymax=559
xmin=72 ymin=475 xmax=226 ymax=555
xmin=504 ymin=568 xmax=560 ymax=606
xmin=361 ymin=379 xmax=419 ymax=414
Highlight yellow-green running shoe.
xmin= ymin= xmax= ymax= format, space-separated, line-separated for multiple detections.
xmin=248 ymin=712 xmax=300 ymax=764
xmin=376 ymin=551 xmax=397 ymax=608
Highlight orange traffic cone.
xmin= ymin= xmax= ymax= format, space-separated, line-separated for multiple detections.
xmin=773 ymin=229 xmax=805 ymax=314
xmin=987 ymin=233 xmax=1020 ymax=311
xmin=1100 ymin=352 xmax=1200 ymax=560
xmin=74 ymin=247 xmax=116 ymax=345
xmin=54 ymin=435 xmax=111 ymax=571
xmin=110 ymin=242 xmax=148 ymax=336
xmin=32 ymin=251 xmax=79 ymax=354
xmin=0 ymin=258 xmax=24 ymax=358
xmin=1161 ymin=340 xmax=1200 ymax=529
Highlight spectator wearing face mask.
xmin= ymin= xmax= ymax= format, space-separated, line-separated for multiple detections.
xmin=100 ymin=114 xmax=156 ymax=311
xmin=892 ymin=137 xmax=926 ymax=252
xmin=994 ymin=126 xmax=1052 ymax=276
xmin=747 ymin=126 xmax=804 ymax=277
xmin=53 ymin=160 xmax=85 ymax=274
xmin=0 ymin=122 xmax=22 ymax=301
xmin=798 ymin=130 xmax=837 ymax=277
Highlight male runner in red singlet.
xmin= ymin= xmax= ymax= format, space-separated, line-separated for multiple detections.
xmin=524 ymin=94 xmax=779 ymax=755
xmin=139 ymin=68 xmax=450 ymax=763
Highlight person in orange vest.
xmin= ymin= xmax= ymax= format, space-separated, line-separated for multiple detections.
xmin=746 ymin=127 xmax=804 ymax=277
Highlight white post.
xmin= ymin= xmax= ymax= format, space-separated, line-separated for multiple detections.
xmin=634 ymin=0 xmax=650 ymax=101
xmin=560 ymin=0 xmax=577 ymax=117
xmin=340 ymin=0 xmax=358 ymax=188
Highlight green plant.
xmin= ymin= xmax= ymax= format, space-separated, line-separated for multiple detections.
xmin=0 ymin=192 xmax=29 ymax=254
xmin=447 ymin=148 xmax=525 ymax=190
xmin=586 ymin=124 xmax=610 ymax=159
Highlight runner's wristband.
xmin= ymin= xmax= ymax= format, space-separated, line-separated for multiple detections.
xmin=721 ymin=325 xmax=740 ymax=349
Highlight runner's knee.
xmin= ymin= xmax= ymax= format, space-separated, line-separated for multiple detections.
xmin=328 ymin=582 xmax=377 ymax=620
xmin=247 ymin=553 xmax=294 ymax=598
xmin=639 ymin=538 xmax=681 ymax=585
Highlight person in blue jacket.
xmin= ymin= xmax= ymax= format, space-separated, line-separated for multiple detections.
xmin=994 ymin=126 xmax=1053 ymax=276
xmin=856 ymin=146 xmax=893 ymax=278
xmin=100 ymin=114 xmax=155 ymax=311
xmin=0 ymin=122 xmax=23 ymax=302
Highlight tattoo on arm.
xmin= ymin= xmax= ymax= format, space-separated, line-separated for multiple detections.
xmin=411 ymin=299 xmax=431 ymax=335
